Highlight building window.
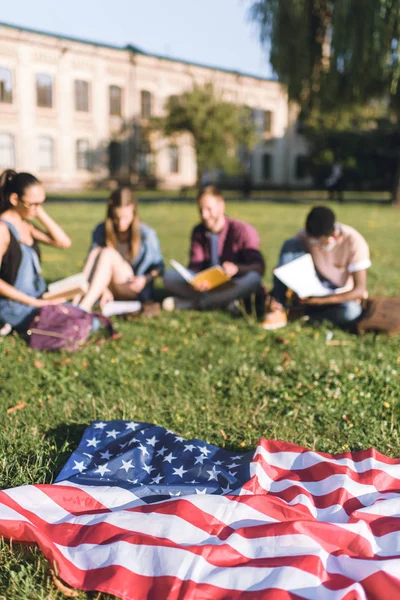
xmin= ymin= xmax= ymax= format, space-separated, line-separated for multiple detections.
xmin=141 ymin=90 xmax=152 ymax=118
xmin=109 ymin=85 xmax=122 ymax=116
xmin=38 ymin=136 xmax=54 ymax=169
xmin=262 ymin=153 xmax=272 ymax=179
xmin=76 ymin=139 xmax=91 ymax=170
xmin=295 ymin=155 xmax=308 ymax=179
xmin=36 ymin=74 xmax=53 ymax=108
xmin=169 ymin=145 xmax=179 ymax=174
xmin=0 ymin=133 xmax=15 ymax=169
xmin=0 ymin=68 xmax=13 ymax=104
xmin=75 ymin=80 xmax=89 ymax=112
xmin=264 ymin=110 xmax=272 ymax=134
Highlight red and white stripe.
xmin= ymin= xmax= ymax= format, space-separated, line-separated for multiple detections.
xmin=1 ymin=439 xmax=400 ymax=599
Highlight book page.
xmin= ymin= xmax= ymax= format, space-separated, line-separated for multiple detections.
xmin=170 ymin=260 xmax=194 ymax=283
xmin=273 ymin=254 xmax=343 ymax=298
xmin=43 ymin=273 xmax=89 ymax=300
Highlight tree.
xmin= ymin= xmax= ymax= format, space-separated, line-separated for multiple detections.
xmin=151 ymin=82 xmax=256 ymax=181
xmin=249 ymin=0 xmax=400 ymax=204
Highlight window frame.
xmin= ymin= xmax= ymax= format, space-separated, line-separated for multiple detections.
xmin=0 ymin=67 xmax=13 ymax=104
xmin=109 ymin=85 xmax=123 ymax=117
xmin=74 ymin=79 xmax=90 ymax=113
xmin=38 ymin=135 xmax=55 ymax=170
xmin=36 ymin=73 xmax=53 ymax=109
xmin=0 ymin=133 xmax=16 ymax=169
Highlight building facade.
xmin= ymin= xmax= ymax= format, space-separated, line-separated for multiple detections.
xmin=0 ymin=21 xmax=311 ymax=190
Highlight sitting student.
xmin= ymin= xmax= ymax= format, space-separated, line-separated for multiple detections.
xmin=163 ymin=185 xmax=265 ymax=311
xmin=78 ymin=187 xmax=164 ymax=312
xmin=262 ymin=206 xmax=370 ymax=330
xmin=0 ymin=169 xmax=71 ymax=331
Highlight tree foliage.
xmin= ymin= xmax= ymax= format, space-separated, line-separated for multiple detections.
xmin=153 ymin=82 xmax=256 ymax=178
xmin=249 ymin=0 xmax=400 ymax=201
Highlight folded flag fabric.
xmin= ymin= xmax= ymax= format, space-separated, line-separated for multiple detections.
xmin=1 ymin=421 xmax=400 ymax=599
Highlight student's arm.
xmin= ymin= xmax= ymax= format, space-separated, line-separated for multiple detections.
xmin=0 ymin=223 xmax=63 ymax=307
xmin=301 ymin=269 xmax=368 ymax=305
xmin=30 ymin=205 xmax=71 ymax=249
xmin=224 ymin=225 xmax=266 ymax=277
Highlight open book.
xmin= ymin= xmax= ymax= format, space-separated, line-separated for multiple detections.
xmin=170 ymin=259 xmax=231 ymax=290
xmin=273 ymin=254 xmax=347 ymax=299
xmin=42 ymin=272 xmax=89 ymax=301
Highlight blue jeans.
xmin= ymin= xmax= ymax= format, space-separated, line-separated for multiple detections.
xmin=163 ymin=269 xmax=262 ymax=310
xmin=272 ymin=238 xmax=363 ymax=327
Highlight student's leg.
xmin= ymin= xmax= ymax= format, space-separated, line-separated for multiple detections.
xmin=198 ymin=271 xmax=262 ymax=310
xmin=163 ymin=269 xmax=201 ymax=301
xmin=306 ymin=301 xmax=363 ymax=328
xmin=272 ymin=238 xmax=307 ymax=305
xmin=79 ymin=247 xmax=134 ymax=311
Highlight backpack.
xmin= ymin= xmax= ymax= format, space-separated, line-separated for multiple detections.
xmin=357 ymin=297 xmax=400 ymax=336
xmin=25 ymin=304 xmax=116 ymax=352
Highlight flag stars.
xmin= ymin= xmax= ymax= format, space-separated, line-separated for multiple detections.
xmin=125 ymin=422 xmax=139 ymax=431
xmin=95 ymin=463 xmax=111 ymax=477
xmin=138 ymin=443 xmax=150 ymax=457
xmin=94 ymin=422 xmax=107 ymax=430
xmin=143 ymin=464 xmax=155 ymax=475
xmin=72 ymin=460 xmax=86 ymax=473
xmin=175 ymin=436 xmax=184 ymax=443
xmin=172 ymin=465 xmax=188 ymax=478
xmin=163 ymin=452 xmax=177 ymax=464
xmin=207 ymin=466 xmax=221 ymax=481
xmin=227 ymin=462 xmax=240 ymax=469
xmin=106 ymin=429 xmax=120 ymax=439
xmin=86 ymin=437 xmax=100 ymax=448
xmin=194 ymin=454 xmax=206 ymax=465
xmin=184 ymin=444 xmax=195 ymax=452
xmin=156 ymin=446 xmax=168 ymax=457
xmin=146 ymin=436 xmax=157 ymax=447
xmin=198 ymin=446 xmax=211 ymax=456
xmin=195 ymin=488 xmax=207 ymax=494
xmin=151 ymin=473 xmax=164 ymax=484
xmin=100 ymin=449 xmax=113 ymax=460
xmin=119 ymin=460 xmax=134 ymax=473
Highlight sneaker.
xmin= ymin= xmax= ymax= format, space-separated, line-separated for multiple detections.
xmin=261 ymin=302 xmax=287 ymax=330
xmin=162 ymin=297 xmax=195 ymax=312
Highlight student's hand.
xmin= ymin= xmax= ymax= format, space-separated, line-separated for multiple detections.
xmin=299 ymin=296 xmax=326 ymax=306
xmin=192 ymin=280 xmax=211 ymax=292
xmin=222 ymin=261 xmax=239 ymax=278
xmin=128 ymin=275 xmax=147 ymax=294
xmin=100 ymin=288 xmax=114 ymax=309
xmin=32 ymin=297 xmax=66 ymax=307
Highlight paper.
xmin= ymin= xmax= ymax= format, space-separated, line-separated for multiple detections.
xmin=273 ymin=254 xmax=346 ymax=298
xmin=43 ymin=272 xmax=89 ymax=301
xmin=101 ymin=301 xmax=142 ymax=317
xmin=170 ymin=260 xmax=231 ymax=290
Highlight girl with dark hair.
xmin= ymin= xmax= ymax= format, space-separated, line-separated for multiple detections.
xmin=0 ymin=169 xmax=71 ymax=331
xmin=77 ymin=187 xmax=164 ymax=312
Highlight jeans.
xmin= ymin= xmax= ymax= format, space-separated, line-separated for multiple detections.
xmin=163 ymin=269 xmax=262 ymax=310
xmin=272 ymin=238 xmax=363 ymax=327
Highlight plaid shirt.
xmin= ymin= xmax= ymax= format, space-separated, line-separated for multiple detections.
xmin=188 ymin=217 xmax=265 ymax=275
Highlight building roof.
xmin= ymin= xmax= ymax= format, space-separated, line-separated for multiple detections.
xmin=0 ymin=20 xmax=276 ymax=83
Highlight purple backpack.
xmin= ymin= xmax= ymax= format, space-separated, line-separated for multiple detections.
xmin=25 ymin=304 xmax=116 ymax=352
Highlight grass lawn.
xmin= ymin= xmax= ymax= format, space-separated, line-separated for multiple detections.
xmin=0 ymin=200 xmax=399 ymax=598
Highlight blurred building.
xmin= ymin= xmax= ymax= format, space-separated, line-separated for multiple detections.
xmin=0 ymin=21 xmax=310 ymax=190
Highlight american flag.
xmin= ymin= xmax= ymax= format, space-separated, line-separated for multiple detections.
xmin=1 ymin=420 xmax=400 ymax=599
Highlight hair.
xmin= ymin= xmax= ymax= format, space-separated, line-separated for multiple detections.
xmin=197 ymin=185 xmax=224 ymax=203
xmin=306 ymin=206 xmax=336 ymax=238
xmin=0 ymin=169 xmax=40 ymax=214
xmin=105 ymin=187 xmax=140 ymax=261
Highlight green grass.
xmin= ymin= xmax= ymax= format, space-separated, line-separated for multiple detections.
xmin=0 ymin=200 xmax=399 ymax=598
